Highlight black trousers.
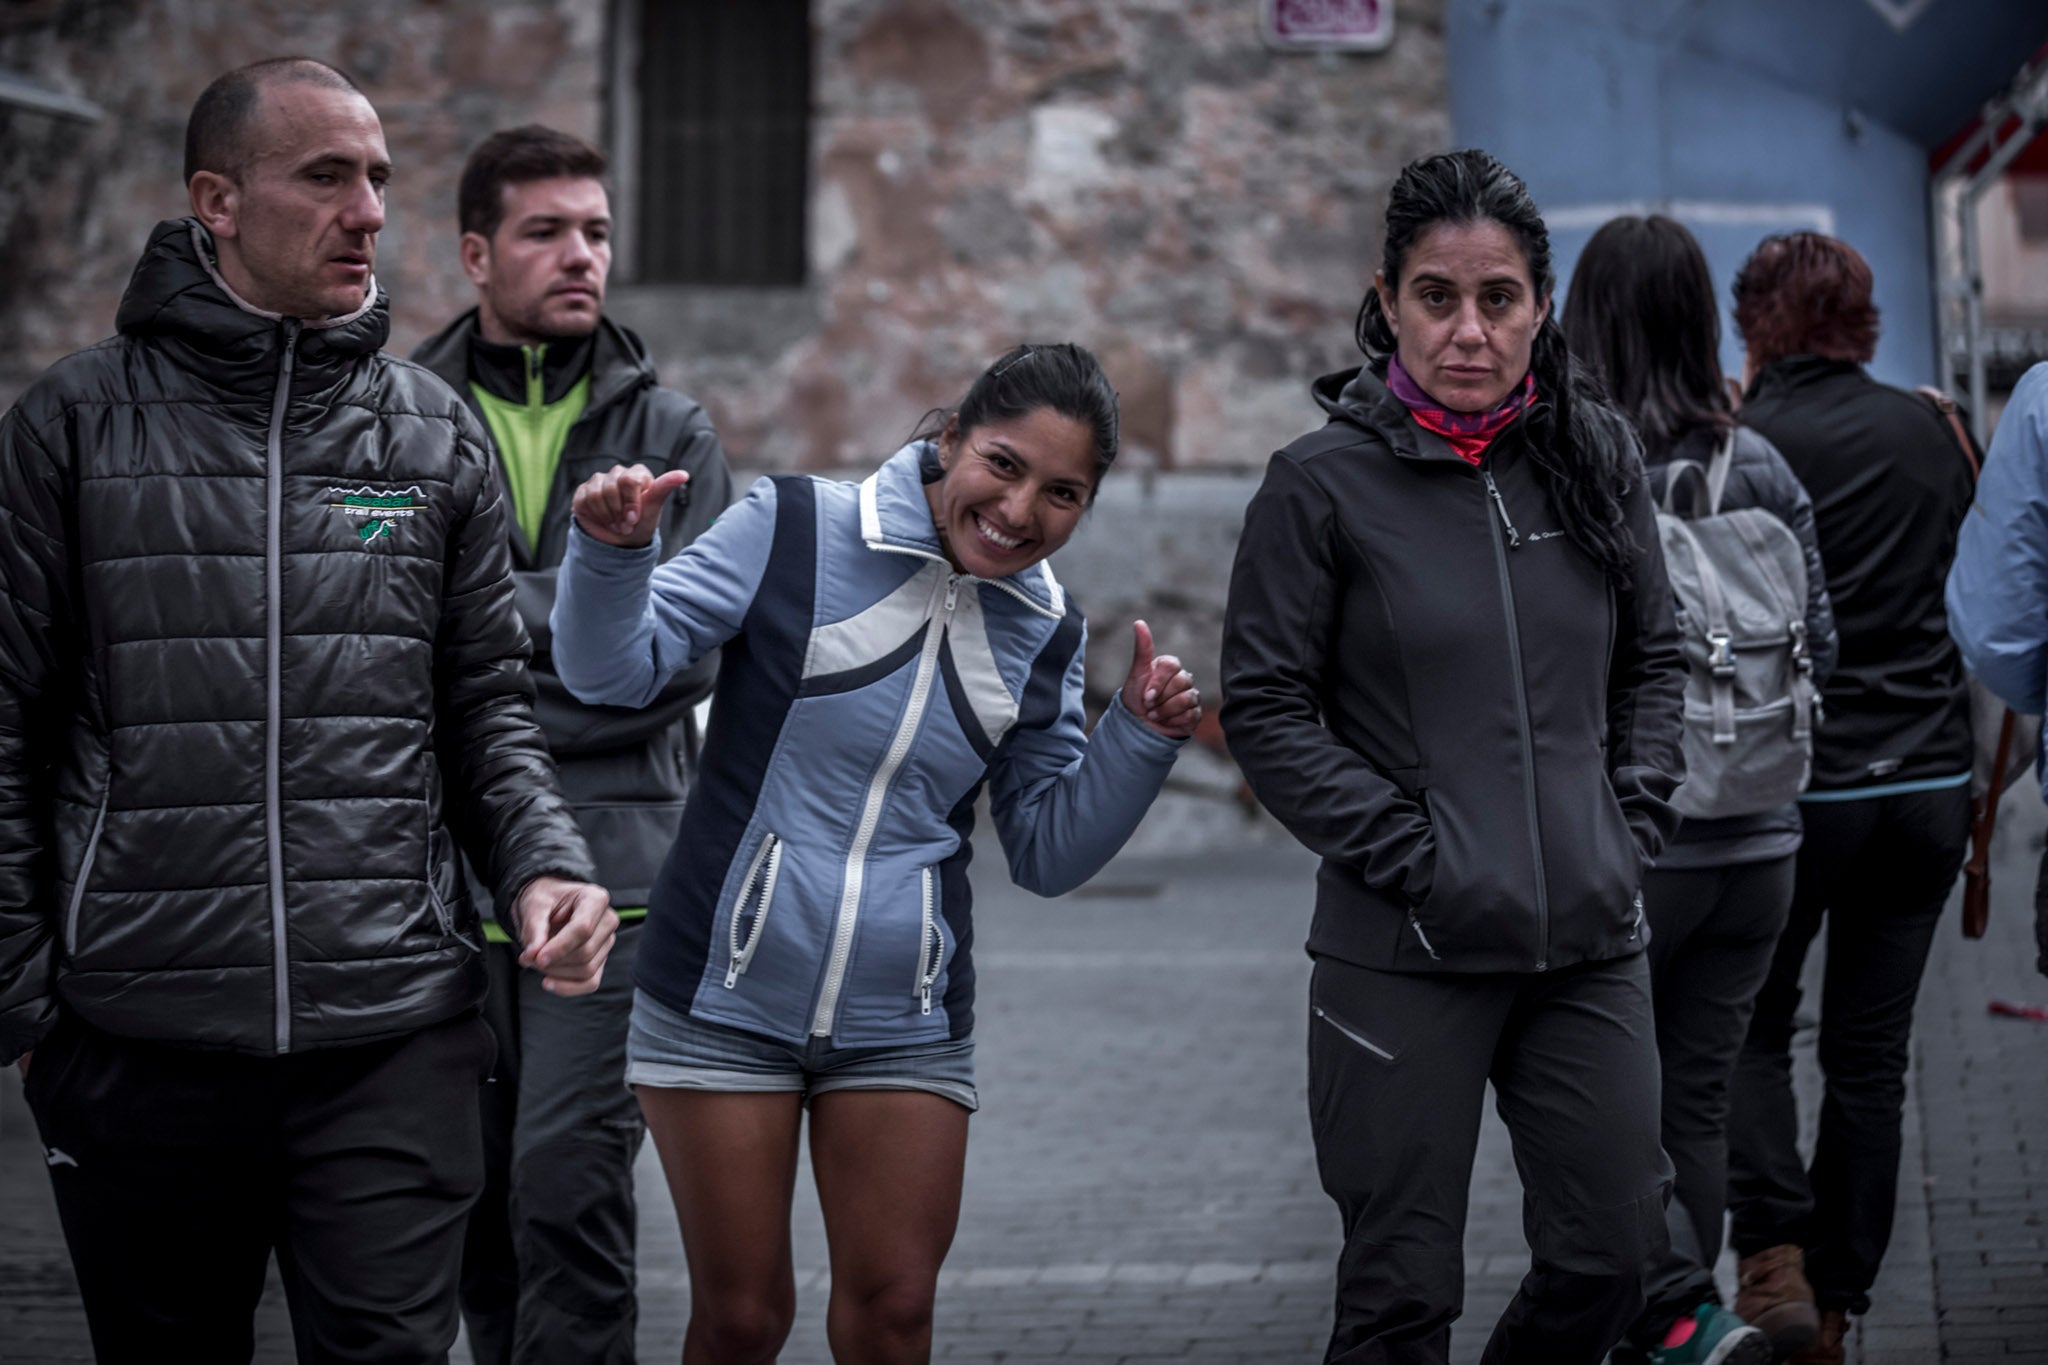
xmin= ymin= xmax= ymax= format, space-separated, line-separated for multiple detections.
xmin=461 ymin=923 xmax=644 ymax=1365
xmin=24 ymin=1011 xmax=494 ymax=1365
xmin=1727 ymin=785 xmax=1969 ymax=1315
xmin=1308 ymin=952 xmax=1671 ymax=1365
xmin=1628 ymin=855 xmax=1797 ymax=1348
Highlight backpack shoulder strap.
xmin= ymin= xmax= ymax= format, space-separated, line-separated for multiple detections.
xmin=1662 ymin=459 xmax=1711 ymax=517
xmin=1706 ymin=429 xmax=1737 ymax=515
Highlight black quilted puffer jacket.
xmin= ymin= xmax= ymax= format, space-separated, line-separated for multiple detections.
xmin=0 ymin=218 xmax=596 ymax=1061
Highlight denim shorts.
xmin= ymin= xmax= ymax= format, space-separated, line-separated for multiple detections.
xmin=624 ymin=989 xmax=978 ymax=1112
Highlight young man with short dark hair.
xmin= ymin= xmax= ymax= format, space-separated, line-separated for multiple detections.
xmin=412 ymin=123 xmax=732 ymax=1365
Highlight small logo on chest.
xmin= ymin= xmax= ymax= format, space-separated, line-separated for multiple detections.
xmin=329 ymin=486 xmax=428 ymax=543
xmin=1525 ymin=529 xmax=1566 ymax=543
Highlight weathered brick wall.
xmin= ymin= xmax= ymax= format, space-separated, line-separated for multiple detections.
xmin=0 ymin=0 xmax=607 ymax=404
xmin=642 ymin=0 xmax=1450 ymax=474
xmin=4 ymin=0 xmax=1447 ymax=465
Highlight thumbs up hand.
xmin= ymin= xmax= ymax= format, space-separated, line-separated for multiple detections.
xmin=1118 ymin=619 xmax=1200 ymax=740
xmin=571 ymin=464 xmax=690 ymax=548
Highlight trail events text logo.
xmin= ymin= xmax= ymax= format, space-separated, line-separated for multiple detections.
xmin=329 ymin=486 xmax=429 ymax=544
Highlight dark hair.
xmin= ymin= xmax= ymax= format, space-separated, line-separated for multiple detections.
xmin=1355 ymin=148 xmax=1638 ymax=586
xmin=1731 ymin=232 xmax=1880 ymax=367
xmin=458 ymin=125 xmax=609 ymax=239
xmin=184 ymin=58 xmax=362 ymax=184
xmin=1560 ymin=215 xmax=1734 ymax=463
xmin=912 ymin=344 xmax=1120 ymax=501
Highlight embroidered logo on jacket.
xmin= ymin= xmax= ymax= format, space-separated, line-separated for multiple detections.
xmin=328 ymin=486 xmax=428 ymax=543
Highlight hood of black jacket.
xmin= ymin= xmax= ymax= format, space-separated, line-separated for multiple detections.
xmin=412 ymin=309 xmax=657 ymax=417
xmin=114 ymin=218 xmax=389 ymax=399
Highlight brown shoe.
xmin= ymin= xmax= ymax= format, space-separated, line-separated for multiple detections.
xmin=1734 ymin=1245 xmax=1821 ymax=1360
xmin=1787 ymin=1309 xmax=1847 ymax=1365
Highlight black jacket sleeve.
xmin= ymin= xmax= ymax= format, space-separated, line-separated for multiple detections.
xmin=0 ymin=400 xmax=71 ymax=1061
xmin=435 ymin=415 xmax=597 ymax=909
xmin=1604 ymin=455 xmax=1688 ymax=864
xmin=1220 ymin=453 xmax=1437 ymax=896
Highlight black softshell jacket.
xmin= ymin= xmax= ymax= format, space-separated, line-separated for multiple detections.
xmin=0 ymin=219 xmax=595 ymax=1061
xmin=1739 ymin=356 xmax=1974 ymax=791
xmin=412 ymin=312 xmax=732 ymax=908
xmin=1221 ymin=367 xmax=1687 ymax=973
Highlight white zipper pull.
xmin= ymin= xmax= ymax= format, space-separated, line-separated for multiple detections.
xmin=920 ymin=982 xmax=933 ymax=1016
xmin=1482 ymin=468 xmax=1520 ymax=548
xmin=944 ymin=578 xmax=960 ymax=613
xmin=725 ymin=957 xmax=742 ymax=989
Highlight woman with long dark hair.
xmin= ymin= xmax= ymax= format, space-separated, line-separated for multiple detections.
xmin=551 ymin=343 xmax=1200 ymax=1364
xmin=1563 ymin=215 xmax=1836 ymax=1365
xmin=1221 ymin=149 xmax=1688 ymax=1363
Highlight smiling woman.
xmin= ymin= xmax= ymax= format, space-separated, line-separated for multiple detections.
xmin=547 ymin=340 xmax=1202 ymax=1361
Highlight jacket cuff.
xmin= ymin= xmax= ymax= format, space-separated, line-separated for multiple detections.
xmin=1100 ymin=690 xmax=1190 ymax=760
xmin=1 ymin=999 xmax=59 ymax=1068
xmin=567 ymin=521 xmax=663 ymax=574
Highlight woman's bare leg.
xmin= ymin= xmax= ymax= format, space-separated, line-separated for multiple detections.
xmin=808 ymin=1090 xmax=971 ymax=1365
xmin=638 ymin=1087 xmax=805 ymax=1365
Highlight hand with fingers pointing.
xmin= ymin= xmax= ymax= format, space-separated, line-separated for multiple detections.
xmin=1119 ymin=619 xmax=1201 ymax=740
xmin=571 ymin=463 xmax=691 ymax=548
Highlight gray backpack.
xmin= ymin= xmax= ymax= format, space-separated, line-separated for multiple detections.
xmin=1655 ymin=432 xmax=1818 ymax=819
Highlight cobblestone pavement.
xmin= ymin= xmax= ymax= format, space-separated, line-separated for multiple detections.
xmin=5 ymin=793 xmax=2046 ymax=1363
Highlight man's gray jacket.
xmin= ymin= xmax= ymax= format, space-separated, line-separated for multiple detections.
xmin=0 ymin=218 xmax=595 ymax=1062
xmin=412 ymin=310 xmax=731 ymax=913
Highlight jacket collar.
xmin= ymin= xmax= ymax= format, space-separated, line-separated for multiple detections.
xmin=856 ymin=442 xmax=1066 ymax=618
xmin=1745 ymin=353 xmax=1864 ymax=404
xmin=411 ymin=308 xmax=654 ymax=415
xmin=1312 ymin=365 xmax=1510 ymax=465
xmin=114 ymin=218 xmax=387 ymax=399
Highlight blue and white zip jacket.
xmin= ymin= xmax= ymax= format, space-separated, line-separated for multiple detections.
xmin=553 ymin=442 xmax=1184 ymax=1046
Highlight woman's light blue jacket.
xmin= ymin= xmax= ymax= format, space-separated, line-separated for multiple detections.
xmin=552 ymin=443 xmax=1183 ymax=1046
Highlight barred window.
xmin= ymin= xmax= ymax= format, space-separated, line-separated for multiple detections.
xmin=632 ymin=0 xmax=811 ymax=285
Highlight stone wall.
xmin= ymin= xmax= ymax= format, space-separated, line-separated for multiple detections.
xmin=2 ymin=0 xmax=1449 ymax=734
xmin=0 ymin=0 xmax=607 ymax=403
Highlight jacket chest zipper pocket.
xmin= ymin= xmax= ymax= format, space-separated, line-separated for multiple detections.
xmin=916 ymin=866 xmax=943 ymax=1016
xmin=725 ymin=833 xmax=785 ymax=988
xmin=63 ymin=789 xmax=113 ymax=956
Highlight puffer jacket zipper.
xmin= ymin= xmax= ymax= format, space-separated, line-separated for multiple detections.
xmin=724 ymin=832 xmax=784 ymax=987
xmin=1481 ymin=460 xmax=1550 ymax=970
xmin=266 ymin=321 xmax=298 ymax=1051
xmin=810 ymin=572 xmax=960 ymax=1036
xmin=63 ymin=787 xmax=113 ymax=956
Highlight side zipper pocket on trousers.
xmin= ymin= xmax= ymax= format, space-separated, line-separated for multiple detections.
xmin=63 ymin=788 xmax=113 ymax=956
xmin=1312 ymin=1004 xmax=1397 ymax=1062
xmin=915 ymin=866 xmax=942 ymax=1016
xmin=725 ymin=832 xmax=784 ymax=988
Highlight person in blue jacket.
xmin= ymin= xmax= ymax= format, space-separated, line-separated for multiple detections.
xmin=1948 ymin=358 xmax=2048 ymax=980
xmin=551 ymin=342 xmax=1199 ymax=1364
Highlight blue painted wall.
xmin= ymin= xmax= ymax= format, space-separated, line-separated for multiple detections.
xmin=1448 ymin=0 xmax=2048 ymax=389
